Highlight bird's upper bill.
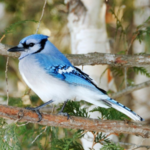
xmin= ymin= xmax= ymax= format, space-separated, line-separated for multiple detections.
xmin=8 ymin=46 xmax=25 ymax=52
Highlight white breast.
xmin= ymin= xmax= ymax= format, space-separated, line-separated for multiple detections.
xmin=19 ymin=56 xmax=74 ymax=104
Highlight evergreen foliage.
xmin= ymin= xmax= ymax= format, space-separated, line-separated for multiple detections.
xmin=101 ymin=143 xmax=124 ymax=150
xmin=110 ymin=65 xmax=150 ymax=87
xmin=90 ymin=107 xmax=130 ymax=121
xmin=0 ymin=118 xmax=21 ymax=150
xmin=58 ymin=100 xmax=89 ymax=118
xmin=110 ymin=66 xmax=150 ymax=78
xmin=51 ymin=132 xmax=84 ymax=150
xmin=135 ymin=16 xmax=150 ymax=43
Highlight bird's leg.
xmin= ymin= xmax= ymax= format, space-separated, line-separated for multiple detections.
xmin=26 ymin=100 xmax=54 ymax=110
xmin=26 ymin=100 xmax=53 ymax=122
xmin=35 ymin=110 xmax=42 ymax=122
xmin=58 ymin=100 xmax=70 ymax=119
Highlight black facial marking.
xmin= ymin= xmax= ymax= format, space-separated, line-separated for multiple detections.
xmin=22 ymin=42 xmax=29 ymax=49
xmin=29 ymin=43 xmax=34 ymax=47
xmin=34 ymin=39 xmax=47 ymax=54
xmin=22 ymin=42 xmax=34 ymax=48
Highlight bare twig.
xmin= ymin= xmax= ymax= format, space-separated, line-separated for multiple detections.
xmin=31 ymin=126 xmax=47 ymax=144
xmin=124 ymin=67 xmax=127 ymax=88
xmin=0 ymin=104 xmax=150 ymax=138
xmin=0 ymin=35 xmax=9 ymax=105
xmin=16 ymin=121 xmax=31 ymax=127
xmin=111 ymin=80 xmax=150 ymax=98
xmin=35 ymin=0 xmax=47 ymax=34
xmin=5 ymin=57 xmax=9 ymax=105
xmin=0 ymin=43 xmax=20 ymax=57
xmin=0 ymin=35 xmax=5 ymax=42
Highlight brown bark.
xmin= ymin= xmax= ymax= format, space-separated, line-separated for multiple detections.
xmin=0 ymin=104 xmax=149 ymax=138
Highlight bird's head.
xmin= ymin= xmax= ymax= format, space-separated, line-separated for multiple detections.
xmin=8 ymin=34 xmax=49 ymax=59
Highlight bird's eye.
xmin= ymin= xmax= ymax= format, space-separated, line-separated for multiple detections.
xmin=29 ymin=43 xmax=34 ymax=47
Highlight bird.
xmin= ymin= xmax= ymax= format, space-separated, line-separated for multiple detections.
xmin=8 ymin=34 xmax=144 ymax=122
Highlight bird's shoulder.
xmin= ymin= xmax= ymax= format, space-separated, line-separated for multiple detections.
xmin=35 ymin=53 xmax=72 ymax=66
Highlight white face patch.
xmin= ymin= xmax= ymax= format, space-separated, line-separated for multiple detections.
xmin=19 ymin=42 xmax=42 ymax=60
xmin=29 ymin=43 xmax=41 ymax=51
xmin=58 ymin=66 xmax=74 ymax=74
xmin=26 ymin=39 xmax=39 ymax=45
xmin=18 ymin=43 xmax=23 ymax=48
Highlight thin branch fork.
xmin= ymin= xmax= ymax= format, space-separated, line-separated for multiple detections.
xmin=1 ymin=43 xmax=150 ymax=67
xmin=0 ymin=104 xmax=150 ymax=138
xmin=111 ymin=80 xmax=150 ymax=98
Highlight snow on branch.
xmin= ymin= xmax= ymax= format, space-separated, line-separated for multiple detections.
xmin=0 ymin=104 xmax=150 ymax=138
xmin=1 ymin=43 xmax=150 ymax=67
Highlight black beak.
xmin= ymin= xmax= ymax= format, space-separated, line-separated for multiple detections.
xmin=8 ymin=46 xmax=25 ymax=52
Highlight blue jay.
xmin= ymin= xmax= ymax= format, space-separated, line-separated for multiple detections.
xmin=8 ymin=34 xmax=144 ymax=122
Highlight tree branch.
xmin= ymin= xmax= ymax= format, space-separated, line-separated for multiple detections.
xmin=112 ymin=141 xmax=150 ymax=149
xmin=111 ymin=80 xmax=150 ymax=98
xmin=0 ymin=43 xmax=20 ymax=58
xmin=1 ymin=43 xmax=150 ymax=67
xmin=0 ymin=104 xmax=150 ymax=138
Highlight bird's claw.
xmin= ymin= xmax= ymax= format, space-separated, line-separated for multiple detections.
xmin=58 ymin=112 xmax=70 ymax=120
xmin=25 ymin=107 xmax=42 ymax=122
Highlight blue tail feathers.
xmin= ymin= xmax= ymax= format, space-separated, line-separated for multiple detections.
xmin=102 ymin=98 xmax=144 ymax=121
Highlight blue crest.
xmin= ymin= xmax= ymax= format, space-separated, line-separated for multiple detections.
xmin=20 ymin=34 xmax=49 ymax=43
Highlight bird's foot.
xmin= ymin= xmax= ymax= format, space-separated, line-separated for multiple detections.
xmin=25 ymin=100 xmax=54 ymax=122
xmin=58 ymin=111 xmax=70 ymax=120
xmin=26 ymin=107 xmax=42 ymax=122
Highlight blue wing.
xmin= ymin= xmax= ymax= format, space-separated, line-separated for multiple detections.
xmin=35 ymin=54 xmax=106 ymax=93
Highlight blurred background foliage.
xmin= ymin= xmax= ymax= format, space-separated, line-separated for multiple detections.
xmin=0 ymin=0 xmax=150 ymax=149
